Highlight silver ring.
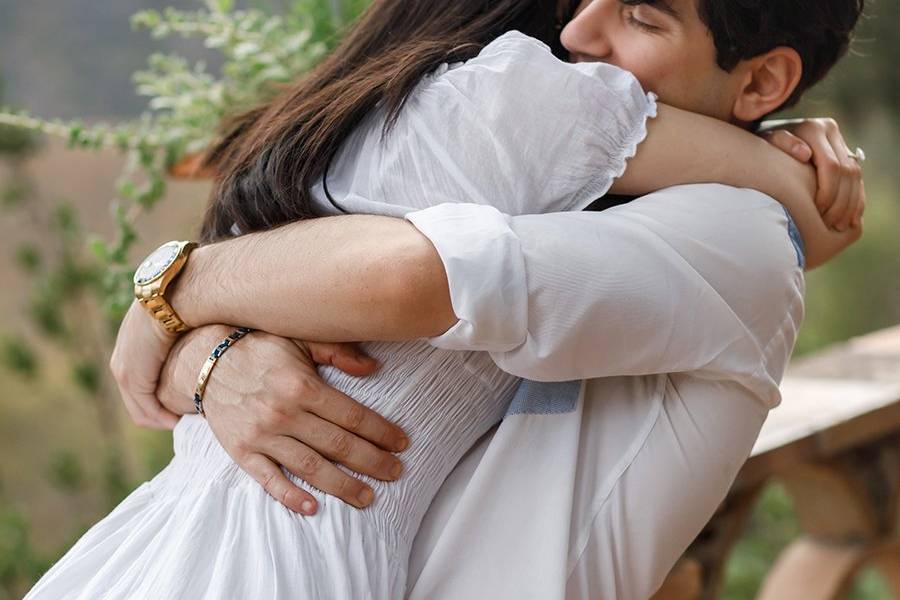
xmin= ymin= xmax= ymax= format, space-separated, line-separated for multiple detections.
xmin=848 ymin=147 xmax=866 ymax=163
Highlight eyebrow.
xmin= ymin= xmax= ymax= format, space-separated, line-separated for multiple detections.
xmin=646 ymin=0 xmax=683 ymax=23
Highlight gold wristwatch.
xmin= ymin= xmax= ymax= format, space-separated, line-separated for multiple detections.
xmin=133 ymin=240 xmax=198 ymax=334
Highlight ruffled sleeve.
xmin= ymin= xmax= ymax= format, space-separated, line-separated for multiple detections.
xmin=390 ymin=31 xmax=657 ymax=215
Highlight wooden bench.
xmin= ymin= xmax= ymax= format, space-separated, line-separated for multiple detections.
xmin=654 ymin=325 xmax=900 ymax=600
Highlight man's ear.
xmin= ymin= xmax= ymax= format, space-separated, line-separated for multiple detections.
xmin=732 ymin=47 xmax=803 ymax=122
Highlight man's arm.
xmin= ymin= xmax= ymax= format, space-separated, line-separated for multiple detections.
xmin=171 ymin=186 xmax=806 ymax=393
xmin=172 ymin=215 xmax=457 ymax=342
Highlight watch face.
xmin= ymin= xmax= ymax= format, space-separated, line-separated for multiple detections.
xmin=134 ymin=242 xmax=181 ymax=285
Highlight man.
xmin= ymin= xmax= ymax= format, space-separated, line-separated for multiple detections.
xmin=113 ymin=0 xmax=865 ymax=597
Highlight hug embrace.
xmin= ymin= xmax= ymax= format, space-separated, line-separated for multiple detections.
xmin=28 ymin=0 xmax=866 ymax=598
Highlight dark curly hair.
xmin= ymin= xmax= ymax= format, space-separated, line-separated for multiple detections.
xmin=627 ymin=0 xmax=865 ymax=110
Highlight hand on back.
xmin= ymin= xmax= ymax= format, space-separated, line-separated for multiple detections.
xmin=114 ymin=313 xmax=410 ymax=515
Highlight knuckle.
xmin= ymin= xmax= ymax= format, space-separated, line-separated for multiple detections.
xmin=275 ymin=370 xmax=318 ymax=405
xmin=778 ymin=130 xmax=797 ymax=144
xmin=336 ymin=475 xmax=362 ymax=501
xmin=267 ymin=368 xmax=301 ymax=397
xmin=134 ymin=416 xmax=153 ymax=428
xmin=280 ymin=486 xmax=294 ymax=508
xmin=258 ymin=402 xmax=291 ymax=430
xmin=243 ymin=421 xmax=269 ymax=443
xmin=261 ymin=471 xmax=278 ymax=495
xmin=297 ymin=452 xmax=322 ymax=477
xmin=329 ymin=432 xmax=354 ymax=460
xmin=230 ymin=438 xmax=252 ymax=457
xmin=379 ymin=453 xmax=399 ymax=478
xmin=343 ymin=403 xmax=366 ymax=431
xmin=110 ymin=360 xmax=127 ymax=385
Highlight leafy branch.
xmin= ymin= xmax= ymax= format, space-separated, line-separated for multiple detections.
xmin=0 ymin=0 xmax=338 ymax=320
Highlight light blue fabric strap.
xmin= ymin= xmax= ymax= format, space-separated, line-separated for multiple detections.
xmin=505 ymin=379 xmax=581 ymax=416
xmin=783 ymin=206 xmax=806 ymax=269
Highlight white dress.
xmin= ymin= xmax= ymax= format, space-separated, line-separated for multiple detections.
xmin=26 ymin=32 xmax=656 ymax=600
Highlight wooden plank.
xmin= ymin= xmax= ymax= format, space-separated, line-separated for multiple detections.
xmin=650 ymin=559 xmax=702 ymax=600
xmin=751 ymin=378 xmax=900 ymax=457
xmin=757 ymin=538 xmax=868 ymax=600
xmin=788 ymin=325 xmax=900 ymax=382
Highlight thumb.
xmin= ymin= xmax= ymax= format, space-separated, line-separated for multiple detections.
xmin=306 ymin=342 xmax=379 ymax=377
xmin=764 ymin=129 xmax=813 ymax=162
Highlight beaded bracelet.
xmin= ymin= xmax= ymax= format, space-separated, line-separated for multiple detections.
xmin=193 ymin=327 xmax=253 ymax=417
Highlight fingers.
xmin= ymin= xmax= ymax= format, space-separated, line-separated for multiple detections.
xmin=764 ymin=129 xmax=813 ymax=162
xmin=821 ymin=131 xmax=861 ymax=232
xmin=143 ymin=398 xmax=180 ymax=430
xmin=854 ymin=180 xmax=867 ymax=228
xmin=263 ymin=436 xmax=376 ymax=509
xmin=111 ymin=359 xmax=178 ymax=429
xmin=823 ymin=160 xmax=852 ymax=231
xmin=810 ymin=132 xmax=843 ymax=220
xmin=242 ymin=452 xmax=319 ymax=515
xmin=837 ymin=176 xmax=861 ymax=233
xmin=306 ymin=342 xmax=379 ymax=377
xmin=304 ymin=386 xmax=409 ymax=453
xmin=290 ymin=412 xmax=403 ymax=482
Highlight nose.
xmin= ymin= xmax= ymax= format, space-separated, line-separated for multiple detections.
xmin=560 ymin=0 xmax=613 ymax=62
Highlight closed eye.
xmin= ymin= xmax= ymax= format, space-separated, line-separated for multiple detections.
xmin=625 ymin=11 xmax=662 ymax=33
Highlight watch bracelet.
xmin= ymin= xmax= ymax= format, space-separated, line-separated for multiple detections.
xmin=143 ymin=297 xmax=190 ymax=334
xmin=193 ymin=327 xmax=253 ymax=417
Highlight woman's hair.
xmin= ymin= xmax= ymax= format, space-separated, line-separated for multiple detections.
xmin=199 ymin=0 xmax=577 ymax=243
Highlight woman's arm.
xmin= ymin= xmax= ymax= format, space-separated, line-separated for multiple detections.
xmin=610 ymin=105 xmax=861 ymax=243
xmin=168 ymin=106 xmax=852 ymax=337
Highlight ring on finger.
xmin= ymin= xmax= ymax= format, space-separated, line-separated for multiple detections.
xmin=848 ymin=147 xmax=866 ymax=164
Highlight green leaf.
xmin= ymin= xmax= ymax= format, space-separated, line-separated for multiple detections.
xmin=47 ymin=450 xmax=85 ymax=492
xmin=1 ymin=179 xmax=32 ymax=209
xmin=88 ymin=237 xmax=110 ymax=262
xmin=53 ymin=202 xmax=79 ymax=237
xmin=0 ymin=335 xmax=39 ymax=378
xmin=14 ymin=244 xmax=42 ymax=273
xmin=72 ymin=360 xmax=102 ymax=395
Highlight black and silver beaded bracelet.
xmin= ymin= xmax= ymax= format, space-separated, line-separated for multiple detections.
xmin=193 ymin=327 xmax=253 ymax=417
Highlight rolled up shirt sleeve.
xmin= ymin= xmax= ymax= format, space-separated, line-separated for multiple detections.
xmin=406 ymin=184 xmax=805 ymax=408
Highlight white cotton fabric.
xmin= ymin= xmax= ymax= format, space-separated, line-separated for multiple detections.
xmin=26 ymin=32 xmax=658 ymax=600
xmin=404 ymin=186 xmax=805 ymax=599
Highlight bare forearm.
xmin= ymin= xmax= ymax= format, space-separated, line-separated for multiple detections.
xmin=171 ymin=215 xmax=456 ymax=341
xmin=609 ymin=103 xmax=861 ymax=266
xmin=612 ymin=104 xmax=811 ymax=206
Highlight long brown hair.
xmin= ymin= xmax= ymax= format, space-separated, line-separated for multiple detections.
xmin=199 ymin=0 xmax=578 ymax=243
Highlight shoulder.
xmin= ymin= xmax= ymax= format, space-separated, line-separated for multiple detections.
xmin=618 ymin=183 xmax=805 ymax=326
xmin=625 ymin=183 xmax=802 ymax=272
xmin=439 ymin=31 xmax=646 ymax=100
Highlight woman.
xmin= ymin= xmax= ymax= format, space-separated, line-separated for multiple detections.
xmin=28 ymin=0 xmax=860 ymax=598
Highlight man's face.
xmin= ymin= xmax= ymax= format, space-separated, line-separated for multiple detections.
xmin=561 ymin=0 xmax=742 ymax=121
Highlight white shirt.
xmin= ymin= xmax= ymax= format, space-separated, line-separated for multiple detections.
xmin=403 ymin=188 xmax=805 ymax=599
xmin=311 ymin=32 xmax=806 ymax=598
